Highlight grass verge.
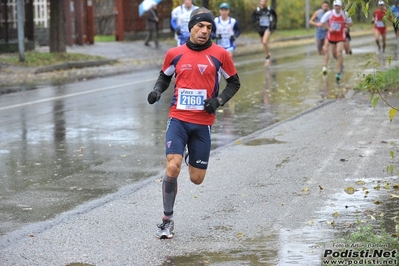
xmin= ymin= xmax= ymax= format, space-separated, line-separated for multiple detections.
xmin=0 ymin=51 xmax=105 ymax=67
xmin=94 ymin=35 xmax=116 ymax=42
xmin=356 ymin=66 xmax=399 ymax=92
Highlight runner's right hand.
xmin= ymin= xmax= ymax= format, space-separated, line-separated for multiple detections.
xmin=176 ymin=27 xmax=182 ymax=36
xmin=147 ymin=89 xmax=162 ymax=104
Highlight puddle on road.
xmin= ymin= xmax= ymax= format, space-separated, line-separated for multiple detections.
xmin=161 ymin=234 xmax=279 ymax=265
xmin=244 ymin=138 xmax=285 ymax=146
xmin=0 ymin=85 xmax=40 ymax=95
xmin=65 ymin=263 xmax=95 ymax=266
xmin=316 ymin=176 xmax=399 ymax=233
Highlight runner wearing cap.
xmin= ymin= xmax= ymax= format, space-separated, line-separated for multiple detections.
xmin=213 ymin=2 xmax=241 ymax=57
xmin=372 ymin=1 xmax=389 ymax=54
xmin=320 ymin=0 xmax=352 ymax=82
xmin=147 ymin=7 xmax=240 ymax=239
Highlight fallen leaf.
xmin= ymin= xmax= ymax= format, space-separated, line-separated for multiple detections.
xmin=308 ymin=220 xmax=314 ymax=225
xmin=373 ymin=200 xmax=382 ymax=205
xmin=236 ymin=232 xmax=243 ymax=238
xmin=392 ymin=184 xmax=399 ymax=190
xmin=345 ymin=187 xmax=355 ymax=194
xmin=302 ymin=187 xmax=309 ymax=192
xmin=374 ymin=184 xmax=381 ymax=190
xmin=370 ymin=215 xmax=376 ymax=220
xmin=319 ymin=185 xmax=323 ymax=190
xmin=327 ymin=221 xmax=335 ymax=227
xmin=333 ymin=212 xmax=340 ymax=218
xmin=356 ymin=180 xmax=366 ymax=185
xmin=390 ymin=194 xmax=399 ymax=198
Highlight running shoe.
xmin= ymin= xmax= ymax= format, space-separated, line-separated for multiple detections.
xmin=265 ymin=55 xmax=271 ymax=66
xmin=156 ymin=219 xmax=174 ymax=239
xmin=322 ymin=66 xmax=327 ymax=75
xmin=335 ymin=72 xmax=341 ymax=82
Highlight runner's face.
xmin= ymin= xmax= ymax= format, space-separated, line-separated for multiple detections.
xmin=334 ymin=5 xmax=341 ymax=12
xmin=321 ymin=3 xmax=329 ymax=11
xmin=184 ymin=0 xmax=192 ymax=9
xmin=260 ymin=0 xmax=266 ymax=8
xmin=190 ymin=21 xmax=213 ymax=45
xmin=219 ymin=8 xmax=230 ymax=18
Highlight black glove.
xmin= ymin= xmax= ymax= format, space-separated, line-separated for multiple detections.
xmin=204 ymin=98 xmax=221 ymax=114
xmin=230 ymin=35 xmax=235 ymax=42
xmin=147 ymin=88 xmax=162 ymax=104
xmin=176 ymin=27 xmax=182 ymax=36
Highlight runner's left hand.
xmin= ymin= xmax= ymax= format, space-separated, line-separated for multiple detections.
xmin=204 ymin=98 xmax=220 ymax=114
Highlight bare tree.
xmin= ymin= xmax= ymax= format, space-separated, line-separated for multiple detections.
xmin=271 ymin=0 xmax=276 ymax=9
xmin=202 ymin=0 xmax=209 ymax=8
xmin=49 ymin=0 xmax=66 ymax=53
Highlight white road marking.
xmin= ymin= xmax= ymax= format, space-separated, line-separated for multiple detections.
xmin=0 ymin=79 xmax=155 ymax=111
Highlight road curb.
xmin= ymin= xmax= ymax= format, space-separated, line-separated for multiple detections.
xmin=33 ymin=59 xmax=118 ymax=74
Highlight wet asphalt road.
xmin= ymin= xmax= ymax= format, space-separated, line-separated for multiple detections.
xmin=1 ymin=35 xmax=399 ymax=265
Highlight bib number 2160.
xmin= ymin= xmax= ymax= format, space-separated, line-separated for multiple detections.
xmin=177 ymin=88 xmax=207 ymax=110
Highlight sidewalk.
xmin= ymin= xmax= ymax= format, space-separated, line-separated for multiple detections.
xmin=0 ymin=91 xmax=398 ymax=265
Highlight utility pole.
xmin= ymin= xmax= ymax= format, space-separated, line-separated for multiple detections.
xmin=115 ymin=0 xmax=124 ymax=41
xmin=305 ymin=0 xmax=309 ymax=31
xmin=17 ymin=0 xmax=25 ymax=62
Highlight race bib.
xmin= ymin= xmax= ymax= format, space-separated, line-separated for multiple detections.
xmin=176 ymin=88 xmax=206 ymax=110
xmin=179 ymin=14 xmax=190 ymax=31
xmin=259 ymin=16 xmax=270 ymax=27
xmin=376 ymin=21 xmax=385 ymax=28
xmin=331 ymin=22 xmax=341 ymax=31
xmin=218 ymin=35 xmax=231 ymax=48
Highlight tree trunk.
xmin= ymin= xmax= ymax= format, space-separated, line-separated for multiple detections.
xmin=271 ymin=0 xmax=277 ymax=9
xmin=49 ymin=0 xmax=66 ymax=53
xmin=202 ymin=0 xmax=209 ymax=9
